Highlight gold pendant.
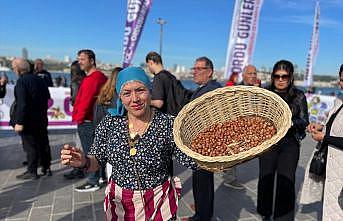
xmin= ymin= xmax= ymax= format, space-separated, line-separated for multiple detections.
xmin=130 ymin=148 xmax=137 ymax=156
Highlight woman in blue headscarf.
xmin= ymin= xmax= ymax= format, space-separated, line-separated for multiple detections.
xmin=61 ymin=67 xmax=196 ymax=221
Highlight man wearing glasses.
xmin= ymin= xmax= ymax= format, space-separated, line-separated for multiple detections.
xmin=188 ymin=57 xmax=222 ymax=221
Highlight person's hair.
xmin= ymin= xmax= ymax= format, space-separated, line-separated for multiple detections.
xmin=55 ymin=76 xmax=62 ymax=87
xmin=243 ymin=65 xmax=256 ymax=74
xmin=195 ymin=56 xmax=214 ymax=71
xmin=97 ymin=67 xmax=123 ymax=105
xmin=70 ymin=60 xmax=86 ymax=82
xmin=27 ymin=60 xmax=34 ymax=73
xmin=228 ymin=72 xmax=239 ymax=82
xmin=13 ymin=58 xmax=30 ymax=73
xmin=35 ymin=58 xmax=44 ymax=64
xmin=339 ymin=64 xmax=343 ymax=78
xmin=145 ymin=51 xmax=163 ymax=65
xmin=77 ymin=49 xmax=96 ymax=66
xmin=271 ymin=60 xmax=294 ymax=89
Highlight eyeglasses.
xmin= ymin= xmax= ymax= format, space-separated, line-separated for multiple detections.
xmin=272 ymin=74 xmax=290 ymax=81
xmin=339 ymin=78 xmax=343 ymax=82
xmin=190 ymin=67 xmax=208 ymax=71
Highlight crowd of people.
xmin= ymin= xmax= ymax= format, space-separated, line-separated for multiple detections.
xmin=2 ymin=49 xmax=342 ymax=221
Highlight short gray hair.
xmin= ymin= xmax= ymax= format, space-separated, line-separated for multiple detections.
xmin=13 ymin=58 xmax=30 ymax=73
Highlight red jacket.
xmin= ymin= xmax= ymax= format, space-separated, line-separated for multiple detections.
xmin=72 ymin=70 xmax=107 ymax=124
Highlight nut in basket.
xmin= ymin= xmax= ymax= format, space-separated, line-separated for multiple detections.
xmin=173 ymin=86 xmax=292 ymax=172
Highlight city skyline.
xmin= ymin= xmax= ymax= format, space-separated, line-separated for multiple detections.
xmin=1 ymin=0 xmax=342 ymax=76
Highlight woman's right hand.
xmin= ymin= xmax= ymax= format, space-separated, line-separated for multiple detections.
xmin=60 ymin=144 xmax=86 ymax=168
xmin=307 ymin=123 xmax=323 ymax=133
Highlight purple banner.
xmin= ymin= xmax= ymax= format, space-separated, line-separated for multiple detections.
xmin=123 ymin=0 xmax=152 ymax=68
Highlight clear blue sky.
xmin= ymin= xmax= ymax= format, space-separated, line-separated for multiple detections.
xmin=1 ymin=0 xmax=342 ymax=75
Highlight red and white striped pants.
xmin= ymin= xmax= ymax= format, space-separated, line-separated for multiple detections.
xmin=104 ymin=177 xmax=181 ymax=221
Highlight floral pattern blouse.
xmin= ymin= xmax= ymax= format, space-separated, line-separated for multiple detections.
xmin=88 ymin=110 xmax=197 ymax=190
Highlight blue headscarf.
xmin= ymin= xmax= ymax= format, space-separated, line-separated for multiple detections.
xmin=108 ymin=67 xmax=151 ymax=116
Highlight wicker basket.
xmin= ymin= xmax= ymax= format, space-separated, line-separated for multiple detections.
xmin=173 ymin=86 xmax=292 ymax=172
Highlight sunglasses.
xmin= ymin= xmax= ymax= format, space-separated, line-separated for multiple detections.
xmin=272 ymin=74 xmax=290 ymax=80
xmin=190 ymin=67 xmax=209 ymax=71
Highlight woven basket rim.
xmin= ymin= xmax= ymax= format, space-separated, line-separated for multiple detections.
xmin=173 ymin=86 xmax=292 ymax=163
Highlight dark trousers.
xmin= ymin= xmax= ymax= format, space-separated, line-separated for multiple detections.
xmin=257 ymin=137 xmax=300 ymax=220
xmin=192 ymin=169 xmax=214 ymax=221
xmin=21 ymin=127 xmax=51 ymax=174
xmin=77 ymin=122 xmax=100 ymax=185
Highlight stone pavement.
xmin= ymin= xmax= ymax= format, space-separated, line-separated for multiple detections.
xmin=0 ymin=130 xmax=322 ymax=221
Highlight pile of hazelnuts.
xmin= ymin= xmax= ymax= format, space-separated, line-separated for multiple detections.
xmin=190 ymin=116 xmax=277 ymax=157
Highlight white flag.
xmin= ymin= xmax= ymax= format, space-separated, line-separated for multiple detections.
xmin=224 ymin=0 xmax=264 ymax=80
xmin=304 ymin=1 xmax=320 ymax=87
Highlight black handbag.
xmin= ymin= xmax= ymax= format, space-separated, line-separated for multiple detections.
xmin=309 ymin=104 xmax=343 ymax=176
xmin=339 ymin=187 xmax=343 ymax=210
xmin=309 ymin=142 xmax=327 ymax=176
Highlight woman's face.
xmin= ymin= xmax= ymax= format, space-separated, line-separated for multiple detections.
xmin=339 ymin=73 xmax=343 ymax=89
xmin=120 ymin=81 xmax=151 ymax=118
xmin=272 ymin=70 xmax=290 ymax=91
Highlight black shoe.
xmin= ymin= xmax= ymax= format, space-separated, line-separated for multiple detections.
xmin=184 ymin=215 xmax=199 ymax=221
xmin=261 ymin=216 xmax=271 ymax=221
xmin=41 ymin=168 xmax=52 ymax=176
xmin=16 ymin=171 xmax=39 ymax=180
xmin=22 ymin=161 xmax=28 ymax=166
xmin=63 ymin=168 xmax=84 ymax=179
xmin=75 ymin=182 xmax=100 ymax=192
xmin=99 ymin=177 xmax=108 ymax=187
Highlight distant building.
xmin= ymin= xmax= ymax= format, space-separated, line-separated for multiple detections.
xmin=22 ymin=48 xmax=28 ymax=59
xmin=175 ymin=65 xmax=181 ymax=74
xmin=64 ymin=55 xmax=71 ymax=63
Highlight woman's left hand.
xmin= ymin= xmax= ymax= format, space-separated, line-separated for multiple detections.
xmin=311 ymin=130 xmax=325 ymax=142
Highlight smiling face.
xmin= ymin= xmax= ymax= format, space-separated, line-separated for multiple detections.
xmin=242 ymin=65 xmax=257 ymax=86
xmin=272 ymin=69 xmax=291 ymax=91
xmin=120 ymin=81 xmax=151 ymax=118
xmin=339 ymin=72 xmax=343 ymax=90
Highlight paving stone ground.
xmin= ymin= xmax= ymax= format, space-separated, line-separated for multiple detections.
xmin=0 ymin=130 xmax=321 ymax=221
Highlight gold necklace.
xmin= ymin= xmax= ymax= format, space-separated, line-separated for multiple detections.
xmin=127 ymin=109 xmax=154 ymax=156
xmin=128 ymin=122 xmax=149 ymax=139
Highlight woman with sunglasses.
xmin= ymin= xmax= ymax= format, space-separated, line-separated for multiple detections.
xmin=257 ymin=60 xmax=309 ymax=221
xmin=61 ymin=67 xmax=197 ymax=221
xmin=307 ymin=64 xmax=343 ymax=220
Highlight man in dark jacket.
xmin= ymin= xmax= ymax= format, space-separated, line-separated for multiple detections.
xmin=146 ymin=51 xmax=193 ymax=177
xmin=11 ymin=58 xmax=51 ymax=179
xmin=188 ymin=57 xmax=222 ymax=221
xmin=146 ymin=51 xmax=192 ymax=116
xmin=34 ymin=59 xmax=53 ymax=87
